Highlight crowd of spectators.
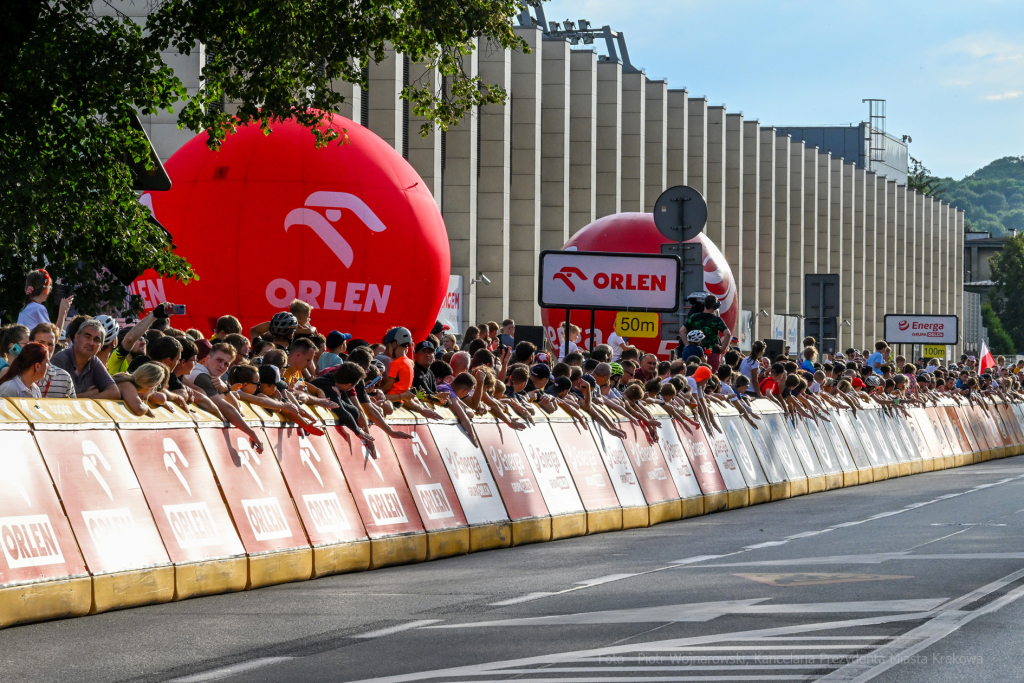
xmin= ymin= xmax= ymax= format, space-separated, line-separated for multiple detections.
xmin=0 ymin=270 xmax=1017 ymax=453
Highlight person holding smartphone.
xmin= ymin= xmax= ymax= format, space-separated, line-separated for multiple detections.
xmin=106 ymin=302 xmax=176 ymax=374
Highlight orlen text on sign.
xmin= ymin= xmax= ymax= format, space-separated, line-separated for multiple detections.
xmin=883 ymin=315 xmax=958 ymax=345
xmin=538 ymin=250 xmax=680 ymax=312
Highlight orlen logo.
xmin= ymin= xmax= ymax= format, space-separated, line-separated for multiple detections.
xmin=266 ymin=191 xmax=392 ymax=312
xmin=553 ymin=266 xmax=587 ymax=292
xmin=899 ymin=320 xmax=910 ymax=331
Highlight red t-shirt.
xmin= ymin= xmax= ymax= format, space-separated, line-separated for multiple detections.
xmin=386 ymin=355 xmax=415 ymax=395
xmin=759 ymin=377 xmax=781 ymax=397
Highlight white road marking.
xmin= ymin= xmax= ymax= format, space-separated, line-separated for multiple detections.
xmin=670 ymin=554 xmax=728 ymax=565
xmin=575 ymin=573 xmax=638 ymax=586
xmin=743 ymin=541 xmax=789 ymax=549
xmin=455 ymin=677 xmax=810 ymax=682
xmin=166 ymin=657 xmax=294 ymax=683
xmin=489 ymin=592 xmax=557 ymax=606
xmin=352 ymin=620 xmax=442 ymax=639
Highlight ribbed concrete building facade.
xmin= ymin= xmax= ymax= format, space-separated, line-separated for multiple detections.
xmin=140 ymin=12 xmax=965 ymax=356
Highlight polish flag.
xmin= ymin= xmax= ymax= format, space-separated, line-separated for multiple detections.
xmin=979 ymin=340 xmax=996 ymax=374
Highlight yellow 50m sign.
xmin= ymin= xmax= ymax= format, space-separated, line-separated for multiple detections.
xmin=614 ymin=311 xmax=659 ymax=338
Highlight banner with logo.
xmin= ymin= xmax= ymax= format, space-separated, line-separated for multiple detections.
xmin=548 ymin=422 xmax=623 ymax=512
xmin=538 ymin=250 xmax=680 ymax=312
xmin=389 ymin=425 xmax=469 ymax=532
xmin=784 ymin=417 xmax=826 ymax=478
xmin=35 ymin=430 xmax=171 ymax=575
xmin=718 ymin=415 xmax=771 ymax=490
xmin=884 ymin=315 xmax=958 ymax=345
xmin=326 ymin=425 xmax=425 ymax=539
xmin=120 ymin=430 xmax=246 ymax=565
xmin=474 ymin=423 xmax=551 ymax=522
xmin=674 ymin=422 xmax=728 ymax=495
xmin=0 ymin=431 xmax=88 ymax=587
xmin=800 ymin=416 xmax=845 ymax=476
xmin=761 ymin=413 xmax=812 ymax=480
xmin=515 ymin=424 xmax=586 ymax=517
xmin=427 ymin=424 xmax=510 ymax=526
xmin=703 ymin=424 xmax=750 ymax=492
xmin=265 ymin=427 xmax=369 ymax=547
xmin=654 ymin=418 xmax=705 ymax=499
xmin=198 ymin=427 xmax=310 ymax=554
xmin=589 ymin=424 xmax=649 ymax=509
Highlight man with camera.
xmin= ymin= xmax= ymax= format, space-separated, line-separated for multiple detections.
xmin=106 ymin=302 xmax=180 ymax=374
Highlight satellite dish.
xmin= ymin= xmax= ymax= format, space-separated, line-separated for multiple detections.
xmin=652 ymin=185 xmax=707 ymax=242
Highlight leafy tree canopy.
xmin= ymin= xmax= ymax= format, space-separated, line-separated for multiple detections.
xmin=0 ymin=0 xmax=525 ymax=320
xmin=939 ymin=156 xmax=1024 ymax=238
xmin=988 ymin=231 xmax=1024 ymax=350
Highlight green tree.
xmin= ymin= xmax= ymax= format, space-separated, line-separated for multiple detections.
xmin=908 ymin=156 xmax=946 ymax=198
xmin=989 ymin=232 xmax=1024 ymax=349
xmin=981 ymin=303 xmax=1015 ymax=356
xmin=1 ymin=0 xmax=524 ymax=319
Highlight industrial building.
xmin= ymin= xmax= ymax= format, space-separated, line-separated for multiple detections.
xmin=133 ymin=2 xmax=966 ymax=356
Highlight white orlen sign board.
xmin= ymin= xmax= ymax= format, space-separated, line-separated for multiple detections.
xmin=539 ymin=250 xmax=680 ymax=311
xmin=516 ymin=425 xmax=585 ymax=516
xmin=884 ymin=315 xmax=958 ymax=344
xmin=437 ymin=275 xmax=463 ymax=335
xmin=428 ymin=424 xmax=509 ymax=526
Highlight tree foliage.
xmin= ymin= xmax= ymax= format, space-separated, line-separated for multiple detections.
xmin=1 ymin=0 xmax=525 ymax=319
xmin=981 ymin=303 xmax=1015 ymax=356
xmin=940 ymin=156 xmax=1024 ymax=238
xmin=988 ymin=231 xmax=1024 ymax=350
xmin=907 ymin=155 xmax=946 ymax=198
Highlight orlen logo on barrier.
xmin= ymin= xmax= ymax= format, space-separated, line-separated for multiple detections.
xmin=415 ymin=483 xmax=455 ymax=521
xmin=267 ymin=191 xmax=392 ymax=312
xmin=362 ymin=487 xmax=409 ymax=526
xmin=0 ymin=515 xmax=65 ymax=569
xmin=163 ymin=503 xmax=222 ymax=549
xmin=241 ymin=497 xmax=292 ymax=541
xmin=302 ymin=492 xmax=351 ymax=533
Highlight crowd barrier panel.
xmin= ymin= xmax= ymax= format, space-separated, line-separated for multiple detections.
xmin=754 ymin=401 xmax=813 ymax=495
xmin=251 ymin=405 xmax=373 ymax=576
xmin=649 ymin=410 xmax=707 ymax=518
xmin=981 ymin=401 xmax=1010 ymax=459
xmin=737 ymin=404 xmax=794 ymax=498
xmin=588 ymin=412 xmax=650 ymax=529
xmin=696 ymin=407 xmax=751 ymax=510
xmin=802 ymin=413 xmax=853 ymax=486
xmin=783 ymin=412 xmax=829 ymax=492
xmin=0 ymin=401 xmax=92 ymax=627
xmin=933 ymin=401 xmax=968 ymax=467
xmin=1008 ymin=401 xmax=1024 ymax=454
xmin=947 ymin=404 xmax=979 ymax=466
xmin=324 ymin=416 xmax=429 ymax=569
xmin=712 ymin=409 xmax=772 ymax=505
xmin=922 ymin=405 xmax=957 ymax=468
xmin=789 ymin=414 xmax=843 ymax=490
xmin=670 ymin=409 xmax=730 ymax=513
xmin=192 ymin=404 xmax=314 ymax=587
xmin=424 ymin=410 xmax=511 ymax=551
xmin=381 ymin=408 xmax=472 ymax=560
xmin=996 ymin=400 xmax=1024 ymax=453
xmin=611 ymin=411 xmax=682 ymax=526
xmin=814 ymin=408 xmax=861 ymax=487
xmin=513 ymin=410 xmax=588 ymax=539
xmin=884 ymin=407 xmax=926 ymax=475
xmin=547 ymin=415 xmax=624 ymax=533
xmin=909 ymin=407 xmax=946 ymax=470
xmin=832 ymin=407 xmax=877 ymax=482
xmin=100 ymin=400 xmax=249 ymax=599
xmin=874 ymin=406 xmax=916 ymax=477
xmin=473 ymin=416 xmax=554 ymax=545
xmin=853 ymin=403 xmax=901 ymax=479
xmin=16 ymin=399 xmax=176 ymax=612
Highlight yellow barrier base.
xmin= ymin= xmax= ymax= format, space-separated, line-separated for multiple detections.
xmin=953 ymin=454 xmax=967 ymax=468
xmin=174 ymin=557 xmax=248 ymax=600
xmin=469 ymin=522 xmax=512 ymax=551
xmin=806 ymin=475 xmax=827 ymax=494
xmin=726 ymin=489 xmax=749 ymax=510
xmin=842 ymin=471 xmax=859 ymax=487
xmin=978 ymin=451 xmax=992 ymax=462
xmin=0 ymin=577 xmax=92 ymax=628
xmin=856 ymin=468 xmax=873 ymax=484
xmin=747 ymin=485 xmax=770 ymax=505
xmin=823 ymin=473 xmax=844 ymax=490
xmin=370 ymin=534 xmax=428 ymax=569
xmin=790 ymin=478 xmax=809 ymax=497
xmin=921 ymin=458 xmax=936 ymax=472
xmin=942 ymin=455 xmax=956 ymax=469
xmin=871 ymin=466 xmax=889 ymax=481
xmin=91 ymin=566 xmax=175 ymax=614
xmin=703 ymin=492 xmax=729 ymax=514
xmin=895 ymin=462 xmax=911 ymax=477
xmin=425 ymin=528 xmax=470 ymax=560
xmin=551 ymin=513 xmax=587 ymax=540
xmin=681 ymin=496 xmax=706 ymax=518
xmin=248 ymin=548 xmax=314 ymax=588
xmin=909 ymin=460 xmax=924 ymax=475
xmin=886 ymin=464 xmax=900 ymax=478
xmin=648 ymin=500 xmax=682 ymax=526
xmin=621 ymin=506 xmax=650 ymax=529
xmin=586 ymin=508 xmax=623 ymax=534
xmin=511 ymin=517 xmax=552 ymax=546
xmin=312 ymin=540 xmax=372 ymax=577
xmin=769 ymin=481 xmax=791 ymax=501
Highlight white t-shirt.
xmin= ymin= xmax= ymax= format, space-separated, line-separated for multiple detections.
xmin=686 ymin=376 xmax=704 ymax=398
xmin=0 ymin=374 xmax=41 ymax=399
xmin=17 ymin=302 xmax=50 ymax=330
xmin=739 ymin=356 xmax=761 ymax=393
xmin=557 ymin=341 xmax=578 ymax=361
xmin=607 ymin=333 xmax=627 ymax=361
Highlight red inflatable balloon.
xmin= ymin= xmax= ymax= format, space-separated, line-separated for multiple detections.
xmin=132 ymin=114 xmax=450 ymax=343
xmin=540 ymin=212 xmax=737 ymax=359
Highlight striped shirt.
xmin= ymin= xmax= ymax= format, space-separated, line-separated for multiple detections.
xmin=37 ymin=364 xmax=77 ymax=398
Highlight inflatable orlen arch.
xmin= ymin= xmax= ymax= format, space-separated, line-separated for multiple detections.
xmin=540 ymin=213 xmax=737 ymax=359
xmin=132 ymin=114 xmax=450 ymax=342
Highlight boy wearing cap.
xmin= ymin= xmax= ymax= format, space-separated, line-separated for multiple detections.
xmin=380 ymin=326 xmax=415 ymax=398
xmin=317 ymin=331 xmax=351 ymax=372
xmin=412 ymin=340 xmax=440 ymax=395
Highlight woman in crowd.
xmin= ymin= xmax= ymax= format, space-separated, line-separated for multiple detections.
xmin=17 ymin=269 xmax=74 ymax=333
xmin=0 ymin=324 xmax=30 ymax=378
xmin=0 ymin=342 xmax=49 ymax=398
xmin=111 ymin=362 xmax=169 ymax=417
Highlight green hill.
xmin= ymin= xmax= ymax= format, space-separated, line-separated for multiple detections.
xmin=939 ymin=156 xmax=1024 ymax=236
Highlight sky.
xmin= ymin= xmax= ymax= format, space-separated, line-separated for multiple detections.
xmin=537 ymin=0 xmax=1024 ymax=180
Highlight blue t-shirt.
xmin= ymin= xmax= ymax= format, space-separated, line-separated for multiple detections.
xmin=865 ymin=352 xmax=884 ymax=375
xmin=800 ymin=359 xmax=815 ymax=373
xmin=680 ymin=344 xmax=705 ymax=362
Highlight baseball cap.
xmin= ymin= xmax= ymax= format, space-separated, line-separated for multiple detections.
xmin=864 ymin=375 xmax=882 ymax=388
xmin=851 ymin=377 xmax=866 ymax=389
xmin=834 ymin=352 xmax=846 ymax=359
xmin=692 ymin=366 xmax=712 ymax=383
xmin=551 ymin=377 xmax=572 ymax=393
xmin=968 ymin=355 xmax=977 ymax=361
xmin=431 ymin=320 xmax=451 ymax=336
xmin=258 ymin=365 xmax=288 ymax=392
xmin=414 ymin=340 xmax=435 ymax=353
xmin=325 ymin=331 xmax=351 ymax=349
xmin=383 ymin=327 xmax=413 ymax=346
xmin=195 ymin=338 xmax=213 ymax=362
xmin=530 ymin=364 xmax=551 ymax=379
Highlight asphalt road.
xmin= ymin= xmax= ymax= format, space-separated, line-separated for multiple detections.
xmin=5 ymin=457 xmax=1024 ymax=683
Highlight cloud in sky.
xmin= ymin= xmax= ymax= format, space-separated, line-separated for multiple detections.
xmin=985 ymin=91 xmax=1023 ymax=101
